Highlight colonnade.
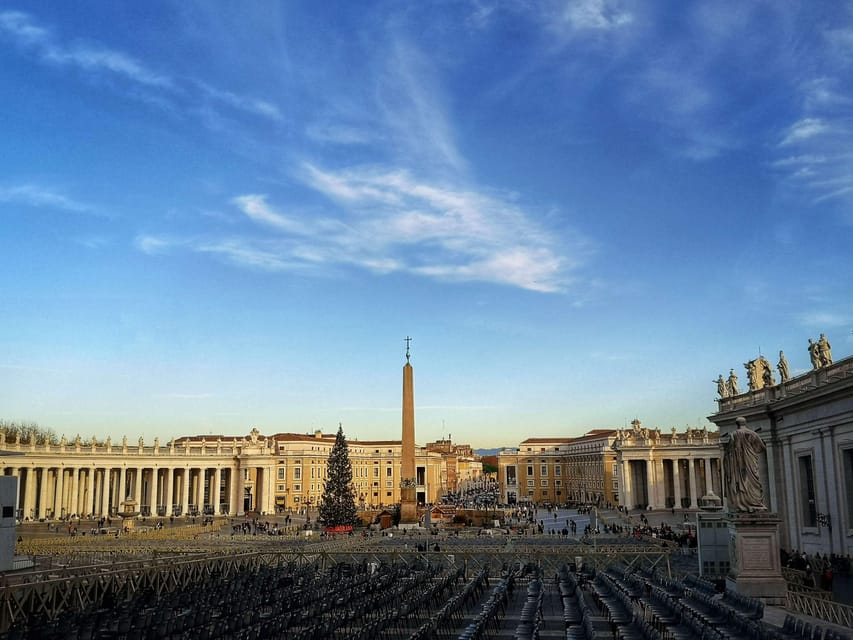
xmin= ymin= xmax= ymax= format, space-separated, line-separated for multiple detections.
xmin=621 ymin=455 xmax=722 ymax=511
xmin=2 ymin=464 xmax=242 ymax=520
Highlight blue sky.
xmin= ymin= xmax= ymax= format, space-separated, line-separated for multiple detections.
xmin=1 ymin=1 xmax=851 ymax=448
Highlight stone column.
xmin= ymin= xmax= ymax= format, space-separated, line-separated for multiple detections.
xmin=703 ymin=458 xmax=711 ymax=496
xmin=133 ymin=467 xmax=143 ymax=508
xmin=53 ymin=467 xmax=65 ymax=518
xmin=24 ymin=467 xmax=37 ymax=520
xmin=265 ymin=465 xmax=275 ymax=514
xmin=688 ymin=458 xmax=698 ymax=508
xmin=657 ymin=459 xmax=667 ymax=508
xmin=100 ymin=469 xmax=110 ymax=516
xmin=181 ymin=468 xmax=190 ymax=515
xmin=622 ymin=460 xmax=633 ymax=509
xmin=197 ymin=469 xmax=206 ymax=512
xmin=672 ymin=459 xmax=682 ymax=509
xmin=9 ymin=468 xmax=20 ymax=514
xmin=228 ymin=468 xmax=238 ymax=516
xmin=150 ymin=468 xmax=160 ymax=517
xmin=211 ymin=467 xmax=221 ymax=515
xmin=117 ymin=468 xmax=127 ymax=511
xmin=234 ymin=466 xmax=245 ymax=516
xmin=36 ymin=468 xmax=49 ymax=520
xmin=69 ymin=468 xmax=80 ymax=517
xmin=86 ymin=467 xmax=96 ymax=517
xmin=165 ymin=468 xmax=175 ymax=517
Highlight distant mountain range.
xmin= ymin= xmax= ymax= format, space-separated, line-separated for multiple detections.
xmin=475 ymin=448 xmax=503 ymax=456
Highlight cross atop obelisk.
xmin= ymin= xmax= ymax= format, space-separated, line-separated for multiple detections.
xmin=405 ymin=336 xmax=412 ymax=363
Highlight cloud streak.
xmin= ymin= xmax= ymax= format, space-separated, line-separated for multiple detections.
xmin=139 ymin=165 xmax=587 ymax=293
xmin=0 ymin=184 xmax=94 ymax=213
xmin=0 ymin=10 xmax=281 ymax=124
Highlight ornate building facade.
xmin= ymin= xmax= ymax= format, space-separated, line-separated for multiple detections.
xmin=497 ymin=424 xmax=722 ymax=511
xmin=0 ymin=428 xmax=481 ymax=519
xmin=612 ymin=419 xmax=722 ymax=510
xmin=496 ymin=430 xmax=619 ymax=506
xmin=710 ymin=337 xmax=853 ymax=557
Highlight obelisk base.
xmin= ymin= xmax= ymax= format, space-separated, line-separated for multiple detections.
xmin=400 ymin=487 xmax=418 ymax=525
xmin=726 ymin=512 xmax=787 ymax=605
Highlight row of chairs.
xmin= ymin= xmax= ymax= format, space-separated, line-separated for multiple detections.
xmin=512 ymin=576 xmax=543 ymax=639
xmin=780 ymin=614 xmax=852 ymax=640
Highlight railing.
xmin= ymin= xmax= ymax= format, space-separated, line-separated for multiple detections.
xmin=0 ymin=442 xmax=245 ymax=457
xmin=786 ymin=589 xmax=853 ymax=628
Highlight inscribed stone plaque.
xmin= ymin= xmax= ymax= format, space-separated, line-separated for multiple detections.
xmin=741 ymin=537 xmax=772 ymax=572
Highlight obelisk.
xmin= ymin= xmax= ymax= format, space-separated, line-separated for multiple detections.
xmin=400 ymin=336 xmax=418 ymax=524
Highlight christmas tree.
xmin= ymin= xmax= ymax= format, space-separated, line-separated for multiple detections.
xmin=318 ymin=424 xmax=359 ymax=528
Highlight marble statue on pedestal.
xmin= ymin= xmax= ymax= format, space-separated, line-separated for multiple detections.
xmin=744 ymin=360 xmax=757 ymax=391
xmin=777 ymin=351 xmax=790 ymax=383
xmin=715 ymin=375 xmax=729 ymax=398
xmin=818 ymin=333 xmax=832 ymax=366
xmin=723 ymin=416 xmax=767 ymax=513
xmin=727 ymin=369 xmax=739 ymax=396
xmin=808 ymin=338 xmax=821 ymax=369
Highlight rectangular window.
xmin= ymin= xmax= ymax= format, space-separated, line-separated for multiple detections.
xmin=277 ymin=484 xmax=284 ymax=491
xmin=554 ymin=467 xmax=561 ymax=477
xmin=386 ymin=467 xmax=393 ymax=477
xmin=798 ymin=454 xmax=817 ymax=527
xmin=527 ymin=466 xmax=534 ymax=476
xmin=844 ymin=448 xmax=853 ymax=528
xmin=374 ymin=467 xmax=380 ymax=478
xmin=385 ymin=481 xmax=393 ymax=488
xmin=541 ymin=465 xmax=548 ymax=476
xmin=277 ymin=468 xmax=285 ymax=480
xmin=555 ymin=480 xmax=562 ymax=487
xmin=243 ymin=469 xmax=249 ymax=481
xmin=540 ymin=479 xmax=548 ymax=487
xmin=294 ymin=468 xmax=301 ymax=481
xmin=527 ymin=479 xmax=535 ymax=487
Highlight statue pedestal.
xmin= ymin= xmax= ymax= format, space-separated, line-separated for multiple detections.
xmin=400 ymin=487 xmax=418 ymax=525
xmin=726 ymin=512 xmax=787 ymax=604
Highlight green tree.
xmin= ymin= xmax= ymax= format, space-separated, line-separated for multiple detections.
xmin=318 ymin=424 xmax=358 ymax=528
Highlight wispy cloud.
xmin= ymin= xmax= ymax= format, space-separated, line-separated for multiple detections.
xmin=140 ymin=164 xmax=589 ymax=293
xmin=796 ymin=311 xmax=851 ymax=329
xmin=376 ymin=37 xmax=466 ymax=174
xmin=134 ymin=235 xmax=174 ymax=255
xmin=561 ymin=0 xmax=633 ymax=32
xmin=0 ymin=184 xmax=94 ymax=213
xmin=195 ymin=238 xmax=307 ymax=273
xmin=231 ymin=195 xmax=308 ymax=234
xmin=0 ymin=10 xmax=170 ymax=87
xmin=780 ymin=118 xmax=830 ymax=146
xmin=0 ymin=10 xmax=280 ymax=127
xmin=195 ymin=82 xmax=282 ymax=122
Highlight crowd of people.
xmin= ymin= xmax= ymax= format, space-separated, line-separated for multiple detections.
xmin=781 ymin=548 xmax=850 ymax=592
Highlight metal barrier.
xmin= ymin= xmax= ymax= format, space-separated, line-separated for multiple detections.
xmin=0 ymin=544 xmax=671 ymax=632
xmin=786 ymin=590 xmax=853 ymax=628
